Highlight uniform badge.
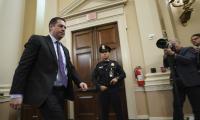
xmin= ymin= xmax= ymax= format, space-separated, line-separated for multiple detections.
xmin=109 ymin=63 xmax=115 ymax=77
xmin=109 ymin=68 xmax=113 ymax=77
xmin=111 ymin=63 xmax=115 ymax=66
xmin=99 ymin=66 xmax=103 ymax=69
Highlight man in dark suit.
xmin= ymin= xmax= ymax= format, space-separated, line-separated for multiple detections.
xmin=9 ymin=17 xmax=88 ymax=120
xmin=164 ymin=39 xmax=200 ymax=120
xmin=191 ymin=33 xmax=200 ymax=72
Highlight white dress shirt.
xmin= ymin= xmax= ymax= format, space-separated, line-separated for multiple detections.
xmin=49 ymin=34 xmax=68 ymax=86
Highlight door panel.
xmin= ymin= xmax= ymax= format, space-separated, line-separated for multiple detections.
xmin=76 ymin=52 xmax=92 ymax=87
xmin=75 ymin=31 xmax=92 ymax=49
xmin=74 ymin=91 xmax=98 ymax=120
xmin=96 ymin=25 xmax=118 ymax=45
xmin=73 ymin=28 xmax=98 ymax=120
xmin=72 ymin=23 xmax=128 ymax=120
xmin=73 ymin=29 xmax=94 ymax=88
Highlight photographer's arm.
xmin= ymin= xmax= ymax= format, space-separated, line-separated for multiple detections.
xmin=164 ymin=48 xmax=194 ymax=64
xmin=175 ymin=48 xmax=195 ymax=64
xmin=175 ymin=54 xmax=194 ymax=64
xmin=163 ymin=55 xmax=169 ymax=68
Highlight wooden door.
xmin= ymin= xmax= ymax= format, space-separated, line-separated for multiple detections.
xmin=72 ymin=23 xmax=128 ymax=120
xmin=21 ymin=105 xmax=42 ymax=120
xmin=72 ymin=28 xmax=98 ymax=120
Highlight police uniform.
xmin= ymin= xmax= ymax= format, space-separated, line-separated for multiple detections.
xmin=92 ymin=44 xmax=126 ymax=120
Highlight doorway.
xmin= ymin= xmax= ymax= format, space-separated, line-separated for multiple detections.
xmin=72 ymin=23 xmax=128 ymax=120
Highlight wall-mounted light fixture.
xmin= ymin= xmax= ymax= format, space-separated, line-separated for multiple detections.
xmin=169 ymin=0 xmax=196 ymax=26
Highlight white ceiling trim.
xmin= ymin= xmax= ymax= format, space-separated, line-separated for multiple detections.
xmin=59 ymin=0 xmax=127 ymax=19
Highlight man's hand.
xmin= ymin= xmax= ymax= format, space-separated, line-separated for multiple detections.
xmin=79 ymin=82 xmax=88 ymax=91
xmin=110 ymin=78 xmax=118 ymax=85
xmin=10 ymin=97 xmax=23 ymax=110
xmin=100 ymin=85 xmax=108 ymax=92
xmin=164 ymin=48 xmax=175 ymax=56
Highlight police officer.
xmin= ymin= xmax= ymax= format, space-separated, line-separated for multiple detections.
xmin=92 ymin=44 xmax=126 ymax=120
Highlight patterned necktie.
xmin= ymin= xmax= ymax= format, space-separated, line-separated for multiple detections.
xmin=56 ymin=41 xmax=68 ymax=87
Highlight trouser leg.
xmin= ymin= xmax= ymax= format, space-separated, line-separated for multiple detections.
xmin=186 ymin=86 xmax=200 ymax=120
xmin=99 ymin=91 xmax=109 ymax=120
xmin=39 ymin=87 xmax=66 ymax=120
xmin=173 ymin=81 xmax=186 ymax=120
xmin=110 ymin=91 xmax=124 ymax=120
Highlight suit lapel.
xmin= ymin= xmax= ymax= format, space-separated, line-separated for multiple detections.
xmin=46 ymin=35 xmax=69 ymax=68
xmin=45 ymin=35 xmax=57 ymax=63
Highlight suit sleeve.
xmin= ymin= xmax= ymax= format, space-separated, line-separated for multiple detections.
xmin=69 ymin=63 xmax=82 ymax=87
xmin=175 ymin=47 xmax=196 ymax=64
xmin=65 ymin=50 xmax=82 ymax=87
xmin=10 ymin=35 xmax=41 ymax=94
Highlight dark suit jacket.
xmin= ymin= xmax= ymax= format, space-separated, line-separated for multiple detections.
xmin=10 ymin=35 xmax=82 ymax=107
xmin=168 ymin=47 xmax=200 ymax=87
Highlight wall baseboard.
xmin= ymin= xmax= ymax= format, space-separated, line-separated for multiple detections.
xmin=136 ymin=115 xmax=149 ymax=119
xmin=149 ymin=117 xmax=172 ymax=120
xmin=149 ymin=115 xmax=194 ymax=120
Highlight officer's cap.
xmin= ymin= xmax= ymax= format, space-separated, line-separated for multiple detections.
xmin=99 ymin=44 xmax=111 ymax=53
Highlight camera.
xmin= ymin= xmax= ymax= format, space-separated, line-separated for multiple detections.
xmin=156 ymin=38 xmax=176 ymax=51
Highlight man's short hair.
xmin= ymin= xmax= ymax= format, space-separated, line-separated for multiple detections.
xmin=49 ymin=17 xmax=65 ymax=28
xmin=191 ymin=33 xmax=200 ymax=38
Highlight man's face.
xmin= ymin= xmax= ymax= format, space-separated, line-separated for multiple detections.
xmin=50 ymin=19 xmax=66 ymax=40
xmin=100 ymin=51 xmax=110 ymax=60
xmin=191 ymin=36 xmax=200 ymax=46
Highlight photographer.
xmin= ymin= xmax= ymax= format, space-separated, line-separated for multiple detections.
xmin=161 ymin=39 xmax=200 ymax=120
xmin=163 ymin=40 xmax=184 ymax=120
xmin=191 ymin=33 xmax=200 ymax=73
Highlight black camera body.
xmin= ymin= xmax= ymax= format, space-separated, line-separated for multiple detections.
xmin=156 ymin=38 xmax=176 ymax=51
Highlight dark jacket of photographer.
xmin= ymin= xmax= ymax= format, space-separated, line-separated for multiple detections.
xmin=164 ymin=47 xmax=200 ymax=87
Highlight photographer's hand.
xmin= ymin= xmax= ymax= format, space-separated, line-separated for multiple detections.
xmin=164 ymin=48 xmax=175 ymax=56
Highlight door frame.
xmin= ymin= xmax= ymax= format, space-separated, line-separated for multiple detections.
xmin=63 ymin=6 xmax=137 ymax=119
